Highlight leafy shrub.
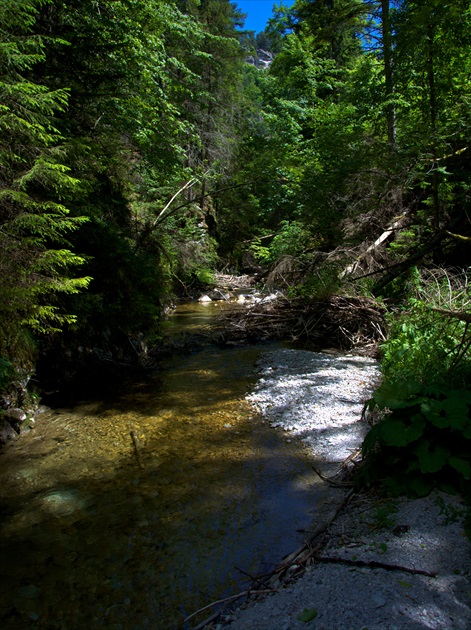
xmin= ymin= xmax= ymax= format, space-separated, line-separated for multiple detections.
xmin=296 ymin=261 xmax=342 ymax=299
xmin=249 ymin=239 xmax=272 ymax=266
xmin=194 ymin=267 xmax=215 ymax=286
xmin=380 ymin=268 xmax=471 ymax=388
xmin=159 ymin=214 xmax=218 ymax=292
xmin=250 ymin=220 xmax=319 ymax=265
xmin=359 ymin=380 xmax=471 ymax=496
xmin=381 ymin=305 xmax=470 ymax=387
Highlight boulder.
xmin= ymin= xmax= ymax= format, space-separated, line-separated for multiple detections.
xmin=209 ymin=289 xmax=231 ymax=301
xmin=4 ymin=407 xmax=27 ymax=425
xmin=0 ymin=417 xmax=18 ymax=445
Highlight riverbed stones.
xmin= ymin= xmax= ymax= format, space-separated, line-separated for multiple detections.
xmin=198 ymin=289 xmax=234 ymax=302
xmin=209 ymin=289 xmax=231 ymax=301
xmin=4 ymin=407 xmax=27 ymax=424
xmin=0 ymin=404 xmax=45 ymax=447
xmin=0 ymin=407 xmax=30 ymax=445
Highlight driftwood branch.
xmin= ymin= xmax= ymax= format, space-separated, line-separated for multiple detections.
xmin=372 ymin=232 xmax=447 ymax=294
xmin=312 ymin=465 xmax=354 ymax=487
xmin=184 ymin=589 xmax=277 ymax=625
xmin=341 ymin=212 xmax=410 ymax=279
xmin=269 ymin=489 xmax=356 ymax=578
xmin=151 ymin=181 xmax=249 ymax=228
xmin=236 ymin=233 xmax=275 ymax=245
xmin=312 ymin=555 xmax=437 ymax=578
xmin=191 ymin=609 xmax=221 ymax=630
xmin=446 ymin=231 xmax=471 ymax=242
xmin=236 ymin=566 xmax=273 ymax=590
xmin=217 ymin=295 xmax=385 ymax=351
xmin=185 ymin=486 xmax=357 ymax=627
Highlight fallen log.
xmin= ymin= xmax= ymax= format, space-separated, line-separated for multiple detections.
xmin=431 ymin=307 xmax=471 ymax=324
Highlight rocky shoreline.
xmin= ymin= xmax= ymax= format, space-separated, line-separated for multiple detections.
xmin=0 ymin=397 xmax=46 ymax=448
xmin=246 ymin=348 xmax=381 ymax=474
xmin=222 ymin=489 xmax=471 ymax=629
xmin=217 ymin=348 xmax=471 ymax=630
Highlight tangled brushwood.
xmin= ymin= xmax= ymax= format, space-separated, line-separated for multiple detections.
xmin=216 ymin=295 xmax=387 ymax=353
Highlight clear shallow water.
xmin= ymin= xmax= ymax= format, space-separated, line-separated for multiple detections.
xmin=0 ymin=302 xmax=321 ymax=629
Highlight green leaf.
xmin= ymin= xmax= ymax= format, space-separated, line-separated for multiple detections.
xmin=380 ymin=414 xmax=425 ymax=447
xmin=297 ymin=608 xmax=318 ymax=622
xmin=373 ymin=381 xmax=423 ymax=410
xmin=362 ymin=424 xmax=381 ymax=453
xmin=422 ymin=393 xmax=470 ymax=431
xmin=407 ymin=475 xmax=434 ymax=497
xmin=449 ymin=457 xmax=471 ymax=480
xmin=380 ymin=419 xmax=409 ymax=446
xmin=414 ymin=440 xmax=450 ymax=474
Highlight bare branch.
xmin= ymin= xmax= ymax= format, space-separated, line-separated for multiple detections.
xmin=430 ymin=307 xmax=471 ymax=324
xmin=150 ymin=182 xmax=249 ymax=228
xmin=312 ymin=555 xmax=437 ymax=578
xmin=151 ymin=178 xmax=198 ymax=228
xmin=446 ymin=231 xmax=471 ymax=242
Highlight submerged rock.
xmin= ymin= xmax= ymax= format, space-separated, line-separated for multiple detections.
xmin=209 ymin=289 xmax=231 ymax=301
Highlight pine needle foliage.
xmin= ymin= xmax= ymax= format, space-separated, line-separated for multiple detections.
xmin=0 ymin=0 xmax=90 ymax=377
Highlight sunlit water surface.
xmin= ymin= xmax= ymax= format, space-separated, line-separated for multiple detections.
xmin=0 ymin=301 xmax=322 ymax=629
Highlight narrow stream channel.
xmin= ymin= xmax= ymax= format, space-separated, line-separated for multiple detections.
xmin=0 ymin=300 xmax=322 ymax=629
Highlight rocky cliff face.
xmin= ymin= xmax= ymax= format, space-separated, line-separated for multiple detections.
xmin=245 ymin=48 xmax=274 ymax=69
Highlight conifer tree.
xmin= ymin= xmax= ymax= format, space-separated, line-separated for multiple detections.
xmin=0 ymin=0 xmax=89 ymax=380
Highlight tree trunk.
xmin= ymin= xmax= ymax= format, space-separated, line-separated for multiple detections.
xmin=427 ymin=22 xmax=440 ymax=233
xmin=381 ymin=0 xmax=396 ymax=148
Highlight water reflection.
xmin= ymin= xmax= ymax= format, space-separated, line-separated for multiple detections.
xmin=0 ymin=304 xmax=321 ymax=629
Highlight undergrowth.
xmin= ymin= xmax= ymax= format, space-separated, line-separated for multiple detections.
xmin=359 ymin=267 xmax=471 ymax=500
xmin=359 ymin=380 xmax=471 ymax=497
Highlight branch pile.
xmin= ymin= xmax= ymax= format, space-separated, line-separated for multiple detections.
xmin=216 ymin=295 xmax=386 ymax=353
xmin=213 ymin=272 xmax=256 ymax=289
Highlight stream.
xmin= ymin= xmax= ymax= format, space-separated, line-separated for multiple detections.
xmin=0 ymin=299 xmax=323 ymax=629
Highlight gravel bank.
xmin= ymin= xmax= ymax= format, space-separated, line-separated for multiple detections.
xmin=220 ymin=349 xmax=471 ymax=630
xmin=246 ymin=349 xmax=380 ymax=472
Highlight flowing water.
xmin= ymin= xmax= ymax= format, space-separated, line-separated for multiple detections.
xmin=0 ymin=300 xmax=322 ymax=629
